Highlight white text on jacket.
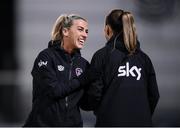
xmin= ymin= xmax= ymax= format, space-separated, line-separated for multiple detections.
xmin=118 ymin=62 xmax=141 ymax=80
xmin=38 ymin=60 xmax=48 ymax=67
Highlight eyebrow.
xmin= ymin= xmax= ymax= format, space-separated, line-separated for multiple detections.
xmin=77 ymin=26 xmax=88 ymax=31
xmin=77 ymin=26 xmax=84 ymax=29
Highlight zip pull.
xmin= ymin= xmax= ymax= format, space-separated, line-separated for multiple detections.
xmin=65 ymin=96 xmax=68 ymax=107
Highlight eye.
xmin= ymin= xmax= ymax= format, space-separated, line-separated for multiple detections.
xmin=78 ymin=28 xmax=83 ymax=32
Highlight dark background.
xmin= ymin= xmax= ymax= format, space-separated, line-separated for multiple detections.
xmin=0 ymin=0 xmax=180 ymax=126
xmin=0 ymin=0 xmax=20 ymax=125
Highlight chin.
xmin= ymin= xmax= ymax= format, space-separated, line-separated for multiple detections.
xmin=78 ymin=47 xmax=83 ymax=49
xmin=77 ymin=45 xmax=84 ymax=49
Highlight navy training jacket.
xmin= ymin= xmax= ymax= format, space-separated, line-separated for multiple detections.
xmin=24 ymin=40 xmax=89 ymax=127
xmin=81 ymin=35 xmax=160 ymax=126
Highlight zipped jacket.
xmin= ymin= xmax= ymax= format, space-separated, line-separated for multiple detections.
xmin=81 ymin=35 xmax=160 ymax=126
xmin=24 ymin=40 xmax=89 ymax=127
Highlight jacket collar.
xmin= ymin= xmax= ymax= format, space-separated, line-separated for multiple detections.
xmin=48 ymin=40 xmax=81 ymax=57
xmin=106 ymin=34 xmax=140 ymax=54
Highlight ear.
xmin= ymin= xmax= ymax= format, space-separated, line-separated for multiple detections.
xmin=104 ymin=25 xmax=109 ymax=36
xmin=104 ymin=25 xmax=112 ymax=40
xmin=62 ymin=28 xmax=69 ymax=37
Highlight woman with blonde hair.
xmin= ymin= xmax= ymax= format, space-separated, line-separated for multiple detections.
xmin=79 ymin=9 xmax=160 ymax=126
xmin=24 ymin=14 xmax=89 ymax=126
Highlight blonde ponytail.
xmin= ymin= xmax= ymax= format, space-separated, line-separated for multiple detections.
xmin=51 ymin=14 xmax=65 ymax=41
xmin=122 ymin=12 xmax=137 ymax=55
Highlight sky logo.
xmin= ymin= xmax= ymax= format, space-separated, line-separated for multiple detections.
xmin=118 ymin=62 xmax=141 ymax=80
xmin=38 ymin=60 xmax=48 ymax=67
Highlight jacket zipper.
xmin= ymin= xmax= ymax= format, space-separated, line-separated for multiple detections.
xmin=65 ymin=60 xmax=73 ymax=108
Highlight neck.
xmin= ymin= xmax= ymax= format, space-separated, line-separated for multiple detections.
xmin=61 ymin=41 xmax=74 ymax=54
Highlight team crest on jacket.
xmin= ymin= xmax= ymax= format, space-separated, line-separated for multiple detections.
xmin=75 ymin=68 xmax=83 ymax=76
xmin=57 ymin=65 xmax=65 ymax=71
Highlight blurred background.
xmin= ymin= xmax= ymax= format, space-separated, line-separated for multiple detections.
xmin=0 ymin=0 xmax=180 ymax=126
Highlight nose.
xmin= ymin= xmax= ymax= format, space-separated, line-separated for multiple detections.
xmin=82 ymin=30 xmax=88 ymax=38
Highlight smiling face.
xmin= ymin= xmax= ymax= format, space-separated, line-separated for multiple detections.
xmin=63 ymin=19 xmax=88 ymax=52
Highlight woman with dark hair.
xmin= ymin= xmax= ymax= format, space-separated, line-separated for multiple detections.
xmin=79 ymin=9 xmax=160 ymax=126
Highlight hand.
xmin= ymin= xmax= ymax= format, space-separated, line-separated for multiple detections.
xmin=77 ymin=67 xmax=101 ymax=86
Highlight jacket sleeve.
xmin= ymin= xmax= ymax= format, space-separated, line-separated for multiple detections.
xmin=146 ymin=56 xmax=160 ymax=115
xmin=32 ymin=50 xmax=81 ymax=100
xmin=80 ymin=50 xmax=105 ymax=111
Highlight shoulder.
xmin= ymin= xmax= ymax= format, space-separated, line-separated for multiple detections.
xmin=32 ymin=48 xmax=52 ymax=72
xmin=89 ymin=46 xmax=109 ymax=69
xmin=137 ymin=50 xmax=154 ymax=72
xmin=37 ymin=48 xmax=54 ymax=59
xmin=92 ymin=46 xmax=107 ymax=60
xmin=33 ymin=48 xmax=55 ymax=66
xmin=138 ymin=50 xmax=152 ymax=64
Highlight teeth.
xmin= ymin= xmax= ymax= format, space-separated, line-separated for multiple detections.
xmin=79 ymin=40 xmax=84 ymax=43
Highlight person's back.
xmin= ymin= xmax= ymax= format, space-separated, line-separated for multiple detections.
xmin=80 ymin=9 xmax=159 ymax=126
xmin=93 ymin=37 xmax=157 ymax=126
